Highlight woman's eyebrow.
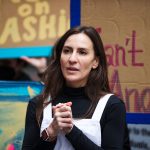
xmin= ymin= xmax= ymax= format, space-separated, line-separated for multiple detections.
xmin=63 ymin=46 xmax=72 ymax=49
xmin=78 ymin=47 xmax=88 ymax=51
xmin=63 ymin=46 xmax=89 ymax=51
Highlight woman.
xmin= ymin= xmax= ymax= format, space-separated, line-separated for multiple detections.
xmin=22 ymin=26 xmax=130 ymax=150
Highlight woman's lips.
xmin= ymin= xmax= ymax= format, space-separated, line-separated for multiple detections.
xmin=66 ymin=67 xmax=79 ymax=71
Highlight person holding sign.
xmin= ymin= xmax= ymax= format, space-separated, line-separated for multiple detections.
xmin=22 ymin=26 xmax=130 ymax=150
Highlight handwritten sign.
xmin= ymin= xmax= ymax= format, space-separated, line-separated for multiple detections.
xmin=0 ymin=0 xmax=70 ymax=57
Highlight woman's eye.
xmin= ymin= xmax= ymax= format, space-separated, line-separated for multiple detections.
xmin=62 ymin=49 xmax=71 ymax=54
xmin=79 ymin=50 xmax=87 ymax=55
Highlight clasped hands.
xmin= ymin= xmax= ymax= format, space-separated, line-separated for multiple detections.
xmin=46 ymin=102 xmax=73 ymax=140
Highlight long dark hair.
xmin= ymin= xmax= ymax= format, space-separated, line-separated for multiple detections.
xmin=36 ymin=26 xmax=111 ymax=122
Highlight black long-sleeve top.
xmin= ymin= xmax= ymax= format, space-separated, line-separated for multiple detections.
xmin=22 ymin=87 xmax=130 ymax=150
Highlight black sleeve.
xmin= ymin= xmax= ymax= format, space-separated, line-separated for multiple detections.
xmin=101 ymin=98 xmax=129 ymax=150
xmin=65 ymin=96 xmax=129 ymax=150
xmin=22 ymin=99 xmax=56 ymax=150
xmin=66 ymin=125 xmax=103 ymax=150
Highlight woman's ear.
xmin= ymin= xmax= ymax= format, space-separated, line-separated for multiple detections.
xmin=92 ymin=57 xmax=99 ymax=69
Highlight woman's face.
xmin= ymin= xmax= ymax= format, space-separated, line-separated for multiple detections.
xmin=60 ymin=33 xmax=99 ymax=88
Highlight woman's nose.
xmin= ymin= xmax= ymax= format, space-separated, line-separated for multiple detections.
xmin=68 ymin=52 xmax=77 ymax=63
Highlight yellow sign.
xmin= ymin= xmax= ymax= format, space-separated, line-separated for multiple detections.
xmin=0 ymin=0 xmax=70 ymax=47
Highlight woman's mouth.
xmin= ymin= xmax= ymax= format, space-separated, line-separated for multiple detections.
xmin=67 ymin=67 xmax=79 ymax=71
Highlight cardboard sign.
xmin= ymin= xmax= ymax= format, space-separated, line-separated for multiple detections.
xmin=0 ymin=0 xmax=70 ymax=58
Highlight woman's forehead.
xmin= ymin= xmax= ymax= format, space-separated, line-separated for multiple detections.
xmin=64 ymin=33 xmax=93 ymax=48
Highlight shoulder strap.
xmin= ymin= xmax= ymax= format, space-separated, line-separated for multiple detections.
xmin=92 ymin=94 xmax=113 ymax=121
xmin=40 ymin=103 xmax=52 ymax=133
